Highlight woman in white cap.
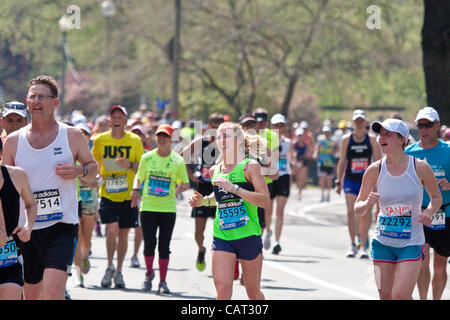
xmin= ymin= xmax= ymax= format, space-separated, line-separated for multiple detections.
xmin=355 ymin=118 xmax=442 ymax=299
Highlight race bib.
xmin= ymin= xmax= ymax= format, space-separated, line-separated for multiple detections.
xmin=351 ymin=158 xmax=369 ymax=174
xmin=148 ymin=175 xmax=171 ymax=197
xmin=80 ymin=186 xmax=94 ymax=204
xmin=201 ymin=166 xmax=211 ymax=182
xmin=106 ymin=174 xmax=128 ymax=193
xmin=0 ymin=237 xmax=18 ymax=268
xmin=379 ymin=204 xmax=412 ymax=239
xmin=426 ymin=209 xmax=445 ymax=230
xmin=34 ymin=189 xmax=63 ymax=222
xmin=278 ymin=158 xmax=287 ymax=172
xmin=218 ymin=198 xmax=249 ymax=230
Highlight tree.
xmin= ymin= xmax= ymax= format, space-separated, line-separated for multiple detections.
xmin=422 ymin=0 xmax=450 ymax=125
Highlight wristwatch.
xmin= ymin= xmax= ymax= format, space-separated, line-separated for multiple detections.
xmin=233 ymin=184 xmax=240 ymax=193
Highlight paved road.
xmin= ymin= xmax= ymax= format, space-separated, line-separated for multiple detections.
xmin=67 ymin=186 xmax=450 ymax=300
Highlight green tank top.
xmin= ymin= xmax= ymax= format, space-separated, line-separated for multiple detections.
xmin=211 ymin=158 xmax=261 ymax=240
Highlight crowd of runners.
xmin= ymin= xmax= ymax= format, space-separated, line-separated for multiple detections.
xmin=0 ymin=74 xmax=449 ymax=300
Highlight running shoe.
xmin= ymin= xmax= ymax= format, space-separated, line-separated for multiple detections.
xmin=65 ymin=289 xmax=71 ymax=300
xmin=143 ymin=271 xmax=155 ymax=292
xmin=131 ymin=255 xmax=140 ymax=268
xmin=101 ymin=265 xmax=115 ymax=288
xmin=158 ymin=281 xmax=171 ymax=294
xmin=360 ymin=248 xmax=369 ymax=259
xmin=81 ymin=257 xmax=90 ymax=274
xmin=79 ymin=274 xmax=85 ymax=288
xmin=196 ymin=248 xmax=206 ymax=272
xmin=263 ymin=230 xmax=272 ymax=250
xmin=114 ymin=270 xmax=126 ymax=289
xmin=95 ymin=222 xmax=103 ymax=237
xmin=272 ymin=244 xmax=282 ymax=255
xmin=346 ymin=244 xmax=358 ymax=258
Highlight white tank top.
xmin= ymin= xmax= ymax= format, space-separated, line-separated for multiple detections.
xmin=278 ymin=136 xmax=291 ymax=176
xmin=374 ymin=155 xmax=424 ymax=247
xmin=16 ymin=123 xmax=79 ymax=230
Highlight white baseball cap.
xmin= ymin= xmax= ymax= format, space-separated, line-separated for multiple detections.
xmin=415 ymin=106 xmax=440 ymax=123
xmin=270 ymin=113 xmax=286 ymax=125
xmin=371 ymin=118 xmax=409 ymax=140
xmin=322 ymin=126 xmax=331 ymax=132
xmin=171 ymin=120 xmax=182 ymax=129
xmin=75 ymin=122 xmax=91 ymax=135
xmin=2 ymin=101 xmax=27 ymax=118
xmin=352 ymin=109 xmax=366 ymax=120
xmin=295 ymin=127 xmax=304 ymax=136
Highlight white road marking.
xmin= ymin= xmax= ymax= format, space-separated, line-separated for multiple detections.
xmin=263 ymin=260 xmax=376 ymax=300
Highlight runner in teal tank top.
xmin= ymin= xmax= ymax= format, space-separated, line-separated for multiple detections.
xmin=189 ymin=122 xmax=269 ymax=300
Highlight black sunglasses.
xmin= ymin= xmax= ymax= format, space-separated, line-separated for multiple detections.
xmin=417 ymin=122 xmax=435 ymax=129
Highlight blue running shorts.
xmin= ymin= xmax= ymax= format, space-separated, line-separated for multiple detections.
xmin=212 ymin=235 xmax=262 ymax=260
xmin=343 ymin=179 xmax=362 ymax=195
xmin=371 ymin=239 xmax=424 ymax=263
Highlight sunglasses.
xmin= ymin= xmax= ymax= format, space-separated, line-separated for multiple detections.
xmin=417 ymin=122 xmax=435 ymax=129
xmin=5 ymin=104 xmax=26 ymax=110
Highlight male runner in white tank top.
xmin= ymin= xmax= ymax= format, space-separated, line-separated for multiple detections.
xmin=1 ymin=75 xmax=98 ymax=300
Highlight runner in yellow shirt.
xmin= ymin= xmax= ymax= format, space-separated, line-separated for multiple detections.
xmin=92 ymin=105 xmax=144 ymax=289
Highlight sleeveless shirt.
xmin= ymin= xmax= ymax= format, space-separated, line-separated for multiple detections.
xmin=374 ymin=156 xmax=424 ymax=247
xmin=15 ymin=123 xmax=79 ymax=230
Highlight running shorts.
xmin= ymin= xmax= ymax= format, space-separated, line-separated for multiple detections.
xmin=212 ymin=235 xmax=262 ymax=260
xmin=98 ymin=197 xmax=139 ymax=228
xmin=423 ymin=217 xmax=450 ymax=258
xmin=270 ymin=174 xmax=290 ymax=199
xmin=0 ymin=258 xmax=24 ymax=287
xmin=343 ymin=178 xmax=362 ymax=196
xmin=22 ymin=222 xmax=79 ymax=284
xmin=317 ymin=165 xmax=334 ymax=177
xmin=371 ymin=239 xmax=424 ymax=263
xmin=191 ymin=206 xmax=216 ymax=219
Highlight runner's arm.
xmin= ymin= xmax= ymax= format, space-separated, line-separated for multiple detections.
xmin=131 ymin=176 xmax=142 ymax=208
xmin=354 ymin=161 xmax=380 ymax=216
xmin=14 ymin=167 xmax=37 ymax=242
xmin=241 ymin=161 xmax=270 ymax=209
xmin=417 ymin=160 xmax=442 ymax=219
xmin=65 ymin=127 xmax=98 ymax=179
xmin=0 ymin=201 xmax=6 ymax=248
xmin=0 ymin=133 xmax=19 ymax=166
xmin=335 ymin=135 xmax=349 ymax=192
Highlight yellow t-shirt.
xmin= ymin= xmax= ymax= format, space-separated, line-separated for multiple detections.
xmin=92 ymin=131 xmax=144 ymax=202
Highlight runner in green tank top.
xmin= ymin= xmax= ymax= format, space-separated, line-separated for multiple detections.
xmin=189 ymin=122 xmax=269 ymax=300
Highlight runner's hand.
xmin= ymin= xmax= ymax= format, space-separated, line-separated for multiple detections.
xmin=367 ymin=192 xmax=379 ymax=206
xmin=115 ymin=157 xmax=132 ymax=169
xmin=335 ymin=183 xmax=342 ymax=195
xmin=12 ymin=226 xmax=31 ymax=242
xmin=55 ymin=162 xmax=80 ymax=180
xmin=130 ymin=190 xmax=141 ymax=208
xmin=189 ymin=191 xmax=204 ymax=208
xmin=437 ymin=178 xmax=450 ymax=191
xmin=418 ymin=209 xmax=433 ymax=226
xmin=213 ymin=177 xmax=233 ymax=193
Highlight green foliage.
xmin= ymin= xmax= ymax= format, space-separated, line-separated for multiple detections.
xmin=0 ymin=0 xmax=427 ymax=123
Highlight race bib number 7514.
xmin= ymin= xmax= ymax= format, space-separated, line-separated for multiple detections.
xmin=34 ymin=189 xmax=63 ymax=222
